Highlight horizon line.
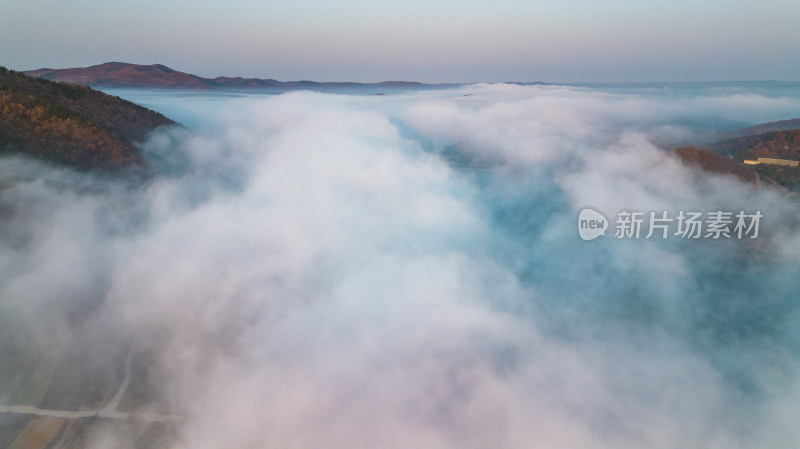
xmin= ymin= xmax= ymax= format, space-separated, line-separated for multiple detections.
xmin=10 ymin=61 xmax=800 ymax=86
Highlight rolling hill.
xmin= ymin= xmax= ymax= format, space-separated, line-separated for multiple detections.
xmin=672 ymin=120 xmax=800 ymax=190
xmin=710 ymin=128 xmax=800 ymax=160
xmin=0 ymin=66 xmax=174 ymax=169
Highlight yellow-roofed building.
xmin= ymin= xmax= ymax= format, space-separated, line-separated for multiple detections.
xmin=743 ymin=157 xmax=799 ymax=167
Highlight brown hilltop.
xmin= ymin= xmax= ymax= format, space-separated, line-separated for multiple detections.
xmin=27 ymin=62 xmax=211 ymax=89
xmin=0 ymin=66 xmax=174 ymax=169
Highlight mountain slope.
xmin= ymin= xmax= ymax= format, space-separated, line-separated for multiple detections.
xmin=710 ymin=129 xmax=800 ymax=160
xmin=671 ymin=124 xmax=800 ymax=191
xmin=671 ymin=146 xmax=758 ymax=184
xmin=0 ymin=66 xmax=174 ymax=169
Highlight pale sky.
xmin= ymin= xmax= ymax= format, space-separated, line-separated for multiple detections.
xmin=1 ymin=0 xmax=798 ymax=83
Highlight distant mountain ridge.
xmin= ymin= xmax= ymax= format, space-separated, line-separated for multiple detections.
xmin=25 ymin=62 xmax=448 ymax=90
xmin=723 ymin=118 xmax=800 ymax=139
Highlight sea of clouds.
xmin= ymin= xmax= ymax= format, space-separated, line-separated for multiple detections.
xmin=1 ymin=83 xmax=799 ymax=448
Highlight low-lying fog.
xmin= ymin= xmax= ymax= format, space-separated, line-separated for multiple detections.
xmin=2 ymin=83 xmax=799 ymax=448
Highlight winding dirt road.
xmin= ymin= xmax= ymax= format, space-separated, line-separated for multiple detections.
xmin=0 ymin=347 xmax=180 ymax=423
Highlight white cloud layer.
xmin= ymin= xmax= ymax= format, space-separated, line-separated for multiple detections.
xmin=1 ymin=85 xmax=799 ymax=448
